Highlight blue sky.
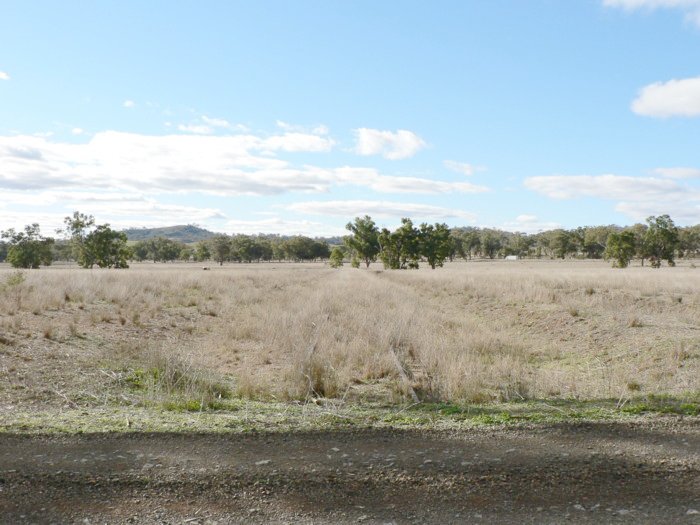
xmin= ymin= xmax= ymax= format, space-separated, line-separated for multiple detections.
xmin=1 ymin=0 xmax=700 ymax=236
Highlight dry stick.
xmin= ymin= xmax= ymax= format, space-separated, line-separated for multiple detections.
xmin=389 ymin=346 xmax=420 ymax=403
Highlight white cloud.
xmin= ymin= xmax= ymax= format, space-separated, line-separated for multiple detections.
xmin=201 ymin=115 xmax=231 ymax=128
xmin=122 ymin=100 xmax=135 ymax=108
xmin=500 ymin=214 xmax=561 ymax=234
xmin=177 ymin=123 xmax=213 ymax=135
xmin=71 ymin=128 xmax=84 ymax=136
xmin=524 ymin=174 xmax=689 ymax=200
xmin=653 ymin=167 xmax=700 ymax=178
xmin=0 ymin=190 xmax=226 ymax=226
xmin=276 ymin=120 xmax=330 ymax=136
xmin=0 ymin=71 xmax=9 ymax=81
xmin=287 ymin=200 xmax=476 ymax=220
xmin=0 ymin=131 xmax=476 ymax=199
xmin=261 ymin=132 xmax=335 ymax=152
xmin=0 ymin=132 xmax=329 ymax=195
xmin=614 ymin=200 xmax=700 ymax=222
xmin=443 ymin=160 xmax=484 ymax=176
xmin=332 ymin=167 xmax=488 ymax=194
xmin=631 ymin=76 xmax=700 ymax=117
xmin=525 ymin=173 xmax=700 ymax=223
xmin=354 ymin=128 xmax=426 ymax=160
xmin=224 ymin=217 xmax=345 ymax=237
xmin=604 ymin=0 xmax=700 ymax=26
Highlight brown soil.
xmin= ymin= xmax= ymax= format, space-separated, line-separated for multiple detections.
xmin=1 ymin=419 xmax=698 ymax=524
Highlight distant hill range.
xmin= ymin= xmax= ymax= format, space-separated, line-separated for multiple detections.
xmin=122 ymin=225 xmax=343 ymax=244
xmin=122 ymin=225 xmax=216 ymax=243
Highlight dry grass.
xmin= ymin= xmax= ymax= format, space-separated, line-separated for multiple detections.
xmin=0 ymin=260 xmax=698 ymax=408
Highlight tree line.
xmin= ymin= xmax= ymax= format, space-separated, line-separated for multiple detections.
xmin=0 ymin=212 xmax=694 ymax=269
xmin=0 ymin=212 xmax=333 ymax=269
xmin=340 ymin=214 xmax=689 ymax=269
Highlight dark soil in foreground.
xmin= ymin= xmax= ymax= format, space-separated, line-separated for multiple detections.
xmin=1 ymin=419 xmax=699 ymax=524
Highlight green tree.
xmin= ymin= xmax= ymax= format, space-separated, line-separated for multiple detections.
xmin=507 ymin=232 xmax=534 ymax=257
xmin=643 ymin=215 xmax=679 ymax=268
xmin=84 ymin=226 xmax=130 ymax=268
xmin=194 ymin=241 xmax=211 ymax=262
xmin=604 ymin=230 xmax=636 ymax=268
xmin=480 ymin=230 xmax=502 ymax=259
xmin=131 ymin=240 xmax=152 ymax=262
xmin=345 ymin=216 xmax=380 ymax=268
xmin=419 ymin=222 xmax=452 ymax=269
xmin=582 ymin=226 xmax=613 ymax=259
xmin=329 ymin=246 xmax=345 ymax=268
xmin=1 ymin=224 xmax=54 ymax=269
xmin=678 ymin=225 xmax=700 ymax=258
xmin=378 ymin=218 xmax=421 ymax=269
xmin=628 ymin=223 xmax=648 ymax=266
xmin=63 ymin=212 xmax=129 ymax=268
xmin=210 ymin=235 xmax=231 ymax=266
xmin=550 ymin=229 xmax=574 ymax=259
xmin=179 ymin=245 xmax=193 ymax=261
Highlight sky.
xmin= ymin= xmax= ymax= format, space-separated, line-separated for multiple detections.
xmin=1 ymin=0 xmax=700 ymax=237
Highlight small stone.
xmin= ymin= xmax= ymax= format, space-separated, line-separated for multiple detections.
xmin=255 ymin=459 xmax=271 ymax=466
xmin=573 ymin=504 xmax=585 ymax=511
xmin=687 ymin=509 xmax=699 ymax=515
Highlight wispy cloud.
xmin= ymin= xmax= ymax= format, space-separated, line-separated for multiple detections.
xmin=524 ymin=174 xmax=689 ymax=200
xmin=354 ymin=128 xmax=426 ymax=160
xmin=332 ymin=167 xmax=489 ymax=194
xmin=201 ymin=115 xmax=231 ymax=129
xmin=631 ymin=76 xmax=700 ymax=117
xmin=654 ymin=167 xmax=700 ymax=179
xmin=0 ymin=71 xmax=9 ymax=81
xmin=0 ymin=191 xmax=226 ymax=233
xmin=287 ymin=200 xmax=476 ymax=220
xmin=122 ymin=100 xmax=135 ymax=108
xmin=604 ymin=0 xmax=700 ymax=27
xmin=525 ymin=173 xmax=700 ymax=222
xmin=0 ymin=130 xmax=484 ymax=197
xmin=443 ymin=160 xmax=484 ymax=176
xmin=177 ymin=123 xmax=214 ymax=135
xmin=500 ymin=214 xmax=561 ymax=233
xmin=224 ymin=216 xmax=345 ymax=236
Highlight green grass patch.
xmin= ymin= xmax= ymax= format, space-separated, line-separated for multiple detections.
xmin=1 ymin=394 xmax=697 ymax=435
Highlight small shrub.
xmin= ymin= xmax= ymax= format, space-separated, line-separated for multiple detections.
xmin=627 ymin=381 xmax=641 ymax=392
xmin=42 ymin=324 xmax=54 ymax=340
xmin=627 ymin=316 xmax=644 ymax=328
xmin=123 ymin=348 xmax=233 ymax=409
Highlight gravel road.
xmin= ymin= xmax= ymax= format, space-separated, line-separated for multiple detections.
xmin=1 ymin=419 xmax=698 ymax=524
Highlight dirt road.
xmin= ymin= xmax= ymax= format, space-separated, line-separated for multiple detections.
xmin=1 ymin=419 xmax=699 ymax=524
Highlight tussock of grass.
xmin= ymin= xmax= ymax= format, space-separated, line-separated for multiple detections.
xmin=120 ymin=345 xmax=233 ymax=410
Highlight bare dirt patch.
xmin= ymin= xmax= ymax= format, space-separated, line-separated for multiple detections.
xmin=1 ymin=420 xmax=698 ymax=524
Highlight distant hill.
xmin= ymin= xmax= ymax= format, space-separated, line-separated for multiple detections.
xmin=122 ymin=224 xmax=344 ymax=244
xmin=123 ymin=225 xmax=216 ymax=243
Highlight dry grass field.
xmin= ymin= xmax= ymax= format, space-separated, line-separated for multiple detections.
xmin=1 ymin=259 xmax=698 ymax=415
